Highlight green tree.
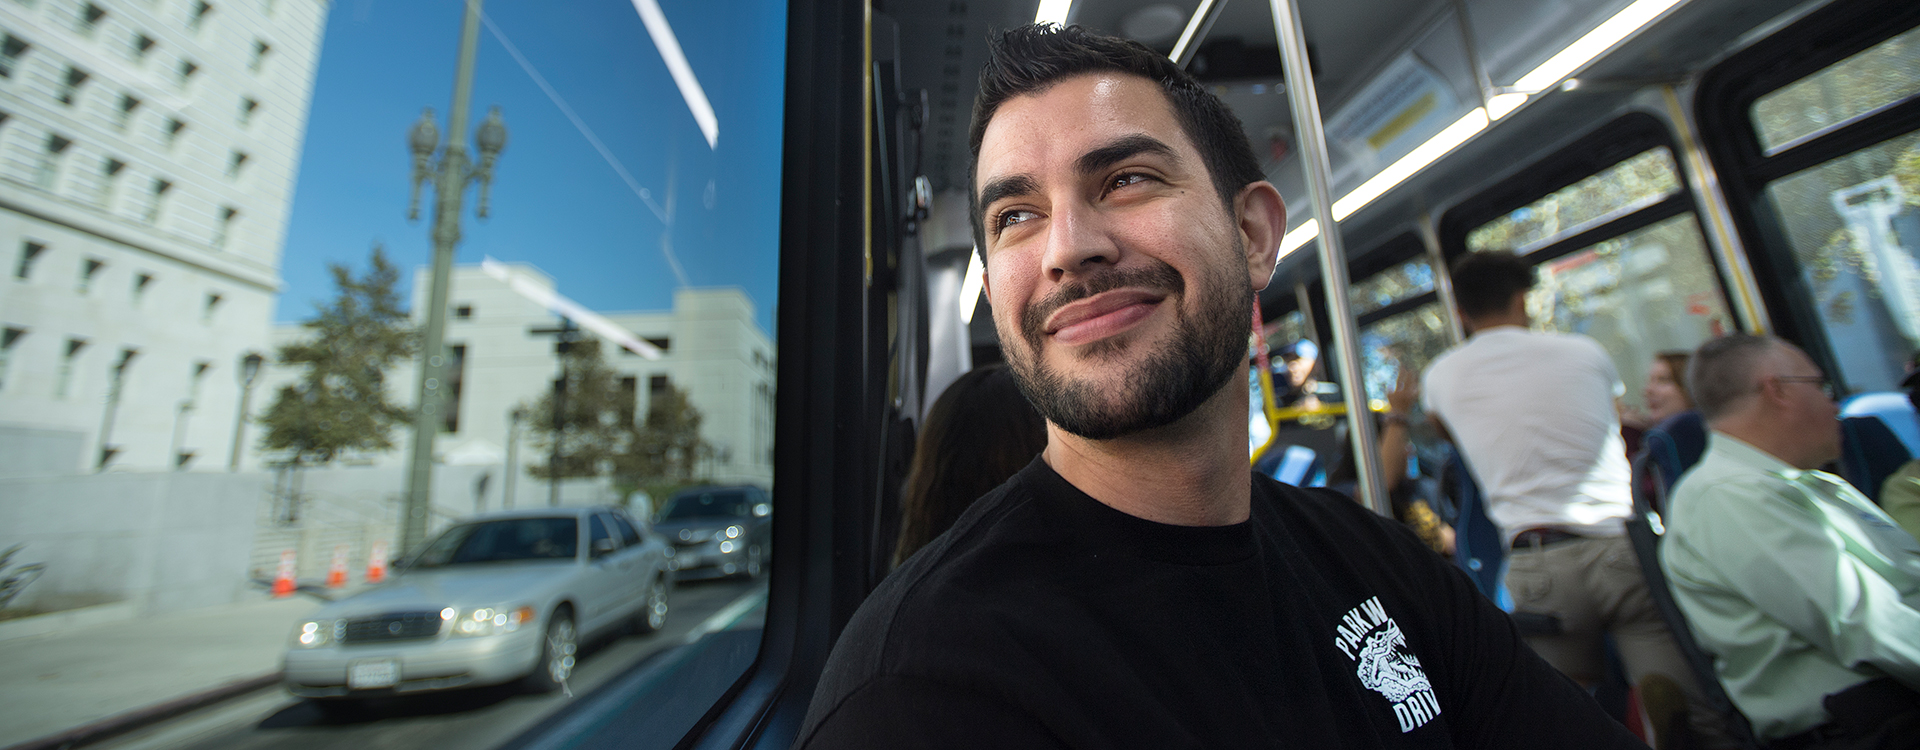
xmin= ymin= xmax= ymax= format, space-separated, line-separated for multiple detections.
xmin=525 ymin=337 xmax=634 ymax=480
xmin=257 ymin=245 xmax=415 ymax=467
xmin=614 ymin=383 xmax=712 ymax=503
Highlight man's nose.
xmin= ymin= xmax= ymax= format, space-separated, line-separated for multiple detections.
xmin=1040 ymin=200 xmax=1118 ymax=283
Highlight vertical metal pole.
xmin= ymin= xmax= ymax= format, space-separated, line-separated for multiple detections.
xmin=1418 ymin=213 xmax=1465 ymax=345
xmin=1270 ymin=0 xmax=1389 ymax=517
xmin=503 ymin=410 xmax=520 ymax=510
xmin=1169 ymin=0 xmax=1227 ymax=68
xmin=403 ymin=0 xmax=485 ymax=553
xmin=1661 ymin=85 xmax=1771 ymax=334
xmin=1293 ymin=282 xmax=1321 ymax=353
xmin=230 ymin=380 xmax=254 ymax=470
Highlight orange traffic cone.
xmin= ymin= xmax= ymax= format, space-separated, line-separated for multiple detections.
xmin=326 ymin=544 xmax=349 ymax=589
xmin=272 ymin=550 xmax=296 ymax=598
xmin=367 ymin=540 xmax=389 ymax=584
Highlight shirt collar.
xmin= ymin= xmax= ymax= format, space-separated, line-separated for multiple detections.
xmin=1706 ymin=431 xmax=1809 ymax=479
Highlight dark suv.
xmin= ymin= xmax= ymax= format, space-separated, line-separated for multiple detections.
xmin=655 ymin=485 xmax=771 ymax=580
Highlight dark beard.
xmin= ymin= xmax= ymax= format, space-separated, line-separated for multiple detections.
xmin=1005 ymin=256 xmax=1251 ymax=440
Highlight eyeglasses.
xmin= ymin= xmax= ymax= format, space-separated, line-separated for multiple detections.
xmin=1774 ymin=375 xmax=1836 ymax=400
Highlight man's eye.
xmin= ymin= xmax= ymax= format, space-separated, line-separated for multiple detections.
xmin=995 ymin=209 xmax=1037 ymax=230
xmin=1107 ymin=173 xmax=1151 ymax=192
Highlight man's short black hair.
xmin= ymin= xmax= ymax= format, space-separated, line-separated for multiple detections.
xmin=1449 ymin=251 xmax=1536 ymax=319
xmin=966 ymin=24 xmax=1265 ymax=255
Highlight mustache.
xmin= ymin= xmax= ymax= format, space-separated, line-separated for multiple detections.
xmin=1020 ymin=261 xmax=1185 ymax=343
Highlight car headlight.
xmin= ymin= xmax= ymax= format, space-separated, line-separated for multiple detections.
xmin=292 ymin=620 xmax=339 ymax=648
xmin=716 ymin=525 xmax=743 ymax=540
xmin=450 ymin=606 xmax=535 ymax=637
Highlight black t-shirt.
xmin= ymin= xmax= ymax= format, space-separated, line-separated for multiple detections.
xmin=796 ymin=458 xmax=1643 ymax=749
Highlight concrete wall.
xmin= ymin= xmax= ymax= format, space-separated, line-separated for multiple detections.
xmin=0 ymin=425 xmax=88 ymax=479
xmin=0 ymin=471 xmax=264 ymax=615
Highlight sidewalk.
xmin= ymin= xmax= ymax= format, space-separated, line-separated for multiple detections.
xmin=0 ymin=594 xmax=322 ymax=748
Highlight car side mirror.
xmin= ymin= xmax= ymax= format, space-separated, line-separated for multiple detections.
xmin=593 ymin=538 xmax=617 ymax=557
xmin=753 ymin=503 xmax=771 ymax=518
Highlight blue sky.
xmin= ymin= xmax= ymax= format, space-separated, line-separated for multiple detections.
xmin=275 ymin=0 xmax=787 ymax=333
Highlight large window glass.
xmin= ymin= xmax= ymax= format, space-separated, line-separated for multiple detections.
xmin=1526 ymin=215 xmax=1736 ymax=405
xmin=1351 ymin=258 xmax=1435 ymax=317
xmin=1761 ymin=130 xmax=1920 ymax=391
xmin=1466 ymin=148 xmax=1683 ymax=255
xmin=1359 ymin=301 xmax=1451 ymax=404
xmin=1752 ymin=25 xmax=1920 ymax=154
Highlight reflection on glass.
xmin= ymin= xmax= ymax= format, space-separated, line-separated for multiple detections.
xmin=1762 ymin=130 xmax=1920 ymax=392
xmin=1351 ymin=258 xmax=1434 ymax=316
xmin=1467 ymin=148 xmax=1683 ymax=255
xmin=1753 ymin=26 xmax=1920 ymax=154
xmin=1524 ymin=214 xmax=1734 ymax=408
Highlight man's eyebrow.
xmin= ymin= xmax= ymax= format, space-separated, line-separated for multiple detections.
xmin=978 ymin=173 xmax=1039 ymax=213
xmin=1076 ymin=134 xmax=1178 ymax=177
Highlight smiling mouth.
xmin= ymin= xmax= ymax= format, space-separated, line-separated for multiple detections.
xmin=1044 ymin=289 xmax=1166 ymax=346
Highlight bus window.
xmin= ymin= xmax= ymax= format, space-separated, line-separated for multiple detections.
xmin=1351 ymin=257 xmax=1436 ymax=317
xmin=1466 ymin=148 xmax=1684 ymax=255
xmin=1359 ymin=301 xmax=1450 ymax=404
xmin=1752 ymin=25 xmax=1920 ymax=155
xmin=1758 ymin=129 xmax=1920 ymax=392
xmin=1526 ymin=213 xmax=1734 ymax=405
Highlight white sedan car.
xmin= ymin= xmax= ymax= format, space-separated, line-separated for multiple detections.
xmin=283 ymin=507 xmax=673 ymax=705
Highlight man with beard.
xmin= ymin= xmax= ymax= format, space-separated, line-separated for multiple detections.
xmin=795 ymin=25 xmax=1638 ymax=748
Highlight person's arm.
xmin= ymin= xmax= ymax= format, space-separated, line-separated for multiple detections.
xmin=1378 ymin=367 xmax=1416 ymax=494
xmin=799 ymin=675 xmax=1066 ymax=749
xmin=1668 ymin=477 xmax=1920 ymax=685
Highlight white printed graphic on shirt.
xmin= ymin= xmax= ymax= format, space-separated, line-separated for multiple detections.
xmin=1333 ymin=596 xmax=1441 ymax=733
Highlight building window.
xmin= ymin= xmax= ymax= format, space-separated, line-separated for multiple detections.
xmin=0 ymin=35 xmax=28 ymax=79
xmin=34 ymin=134 xmax=70 ymax=190
xmin=202 ymin=292 xmax=222 ymax=322
xmin=130 ymin=33 xmax=154 ymax=63
xmin=56 ymin=338 xmax=86 ymax=399
xmin=189 ymin=2 xmax=213 ymax=32
xmin=643 ymin=336 xmax=671 ymax=353
xmin=59 ymin=66 xmax=88 ymax=105
xmin=93 ymin=157 xmax=124 ymax=207
xmin=620 ymin=376 xmax=637 ymax=425
xmin=226 ymin=150 xmax=247 ymax=178
xmin=78 ymin=258 xmax=103 ymax=293
xmin=249 ymin=40 xmax=269 ymax=72
xmin=76 ymin=4 xmax=105 ymax=37
xmin=175 ymin=59 xmax=197 ymax=89
xmin=454 ymin=304 xmax=472 ymax=319
xmin=648 ymin=374 xmax=670 ymax=409
xmin=213 ymin=207 xmax=236 ymax=248
xmin=132 ymin=272 xmax=152 ymax=305
xmin=142 ymin=179 xmax=170 ymax=223
xmin=163 ymin=118 xmax=184 ymax=150
xmin=442 ymin=344 xmax=466 ymax=432
xmin=0 ymin=328 xmax=22 ymax=391
xmin=16 ymin=241 xmax=44 ymax=279
xmin=188 ymin=360 xmax=209 ymax=405
xmin=115 ymin=93 xmax=139 ymax=130
xmin=239 ymin=96 xmax=257 ymax=126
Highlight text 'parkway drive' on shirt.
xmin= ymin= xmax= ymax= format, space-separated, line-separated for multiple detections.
xmin=797 ymin=458 xmax=1642 ymax=749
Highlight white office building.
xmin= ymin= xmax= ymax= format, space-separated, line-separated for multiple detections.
xmin=0 ymin=0 xmax=327 ymax=476
xmin=252 ymin=262 xmax=777 ymax=499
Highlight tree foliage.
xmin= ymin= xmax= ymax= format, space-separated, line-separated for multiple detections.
xmin=615 ymin=382 xmax=711 ymax=500
xmin=525 ymin=338 xmax=635 ymax=480
xmin=258 ymin=245 xmax=416 ymax=465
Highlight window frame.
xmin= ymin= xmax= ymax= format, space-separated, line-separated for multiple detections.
xmin=1694 ymin=0 xmax=1920 ymax=392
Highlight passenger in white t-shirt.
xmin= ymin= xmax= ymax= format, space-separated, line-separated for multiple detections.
xmin=1422 ymin=251 xmax=1732 ymax=748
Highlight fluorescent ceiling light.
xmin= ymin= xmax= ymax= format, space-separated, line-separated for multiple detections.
xmin=1278 ymin=219 xmax=1319 ymax=260
xmin=959 ymin=247 xmax=987 ymax=324
xmin=1486 ymin=92 xmax=1528 ymax=120
xmin=1168 ymin=0 xmax=1218 ymax=64
xmin=1511 ymin=0 xmax=1685 ymax=93
xmin=1332 ymin=108 xmax=1489 ymax=221
xmin=480 ymin=257 xmax=663 ymax=359
xmin=629 ymin=0 xmax=719 ymax=149
xmin=1034 ymin=0 xmax=1073 ymax=26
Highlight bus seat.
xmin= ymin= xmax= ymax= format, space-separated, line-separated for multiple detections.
xmin=1840 ymin=392 xmax=1919 ymax=456
xmin=1644 ymin=411 xmax=1707 ymax=502
xmin=1626 ymin=452 xmax=1763 ymax=749
xmin=1840 ymin=416 xmax=1914 ymax=505
xmin=1445 ymin=450 xmax=1509 ymax=606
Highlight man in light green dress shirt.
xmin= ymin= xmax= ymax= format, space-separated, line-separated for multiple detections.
xmin=1663 ymin=334 xmax=1920 ymax=748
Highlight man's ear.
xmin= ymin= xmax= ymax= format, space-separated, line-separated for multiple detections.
xmin=1236 ymin=181 xmax=1286 ymax=292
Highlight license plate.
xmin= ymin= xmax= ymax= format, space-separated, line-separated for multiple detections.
xmin=347 ymin=659 xmax=399 ymax=689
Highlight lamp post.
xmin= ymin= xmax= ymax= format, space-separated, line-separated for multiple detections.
xmin=401 ymin=0 xmax=509 ymax=555
xmin=504 ymin=406 xmax=526 ymax=509
xmin=229 ymin=351 xmax=262 ymax=471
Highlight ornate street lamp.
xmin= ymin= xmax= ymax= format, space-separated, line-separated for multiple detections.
xmin=229 ymin=351 xmax=263 ymax=471
xmin=399 ymin=0 xmax=509 ymax=555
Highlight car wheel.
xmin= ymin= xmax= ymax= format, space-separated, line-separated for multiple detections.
xmin=633 ymin=574 xmax=669 ymax=634
xmin=745 ymin=545 xmax=765 ymax=578
xmin=522 ymin=609 xmax=577 ymax=693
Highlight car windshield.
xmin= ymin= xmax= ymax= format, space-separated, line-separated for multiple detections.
xmin=662 ymin=491 xmax=750 ymax=520
xmin=411 ymin=518 xmax=579 ymax=567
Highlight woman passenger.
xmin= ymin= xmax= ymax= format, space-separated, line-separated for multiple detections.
xmin=892 ymin=364 xmax=1047 ymax=568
